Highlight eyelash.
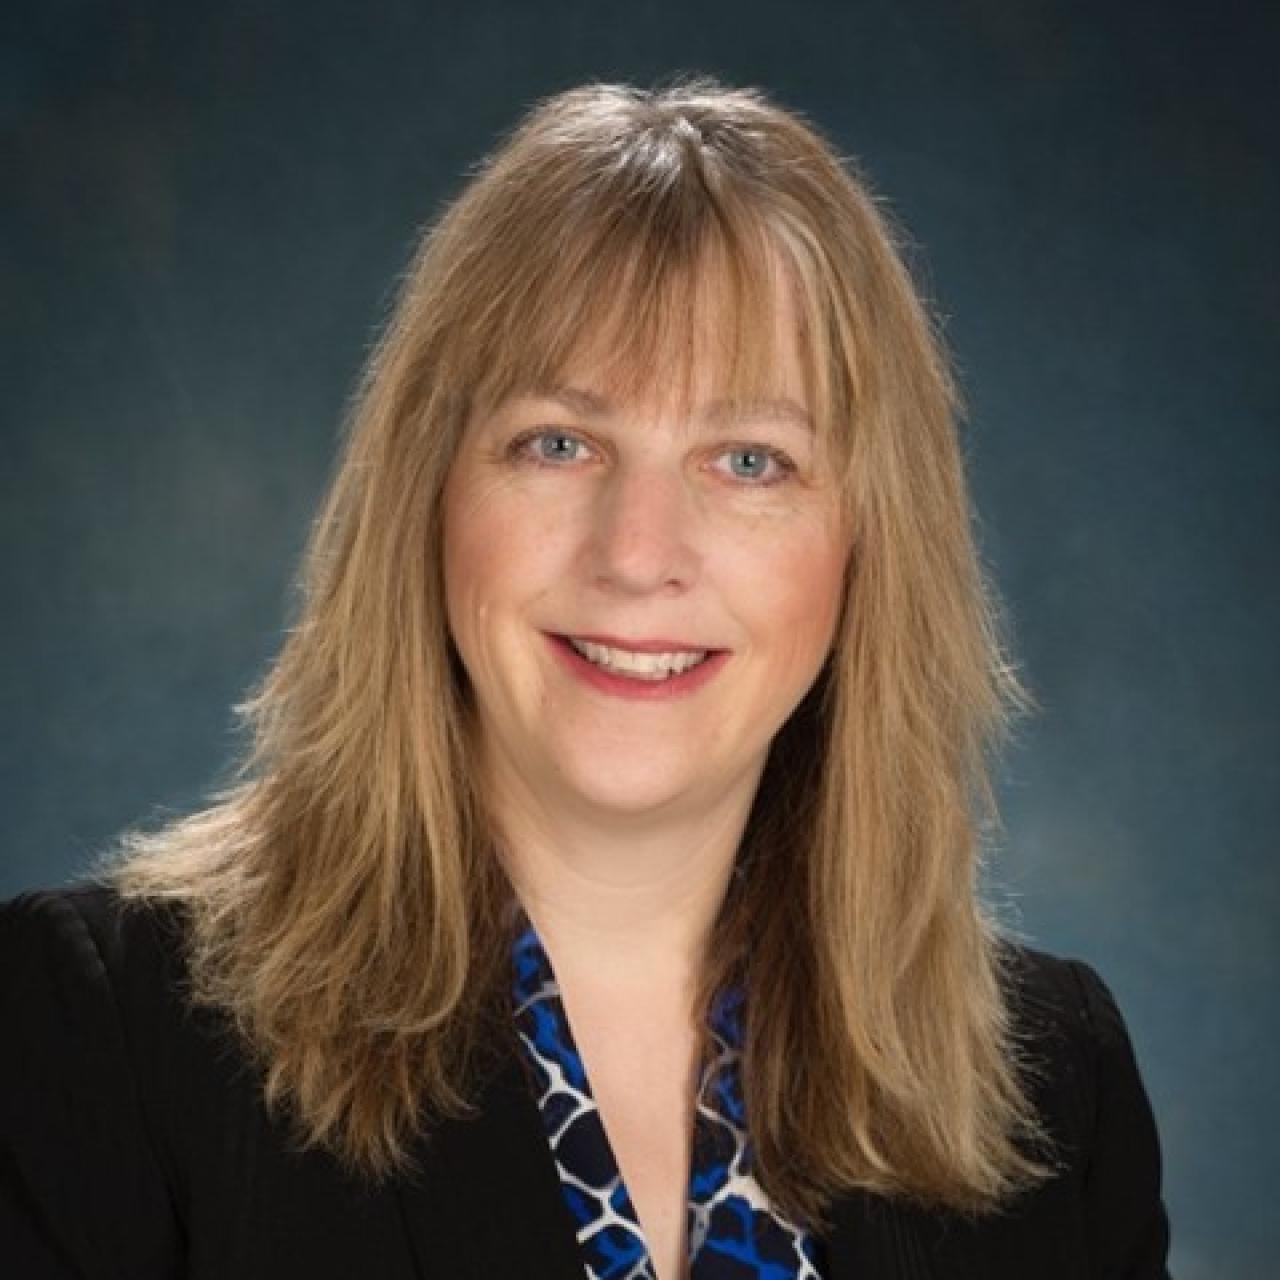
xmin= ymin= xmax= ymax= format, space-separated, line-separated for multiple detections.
xmin=504 ymin=428 xmax=798 ymax=487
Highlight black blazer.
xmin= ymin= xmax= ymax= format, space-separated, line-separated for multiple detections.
xmin=0 ymin=886 xmax=1171 ymax=1278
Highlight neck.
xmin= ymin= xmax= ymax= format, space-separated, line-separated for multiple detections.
xmin=484 ymin=756 xmax=759 ymax=1000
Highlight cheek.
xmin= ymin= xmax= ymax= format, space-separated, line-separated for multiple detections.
xmin=441 ymin=480 xmax=503 ymax=645
xmin=441 ymin=480 xmax=574 ymax=637
xmin=732 ymin=522 xmax=849 ymax=652
xmin=443 ymin=527 xmax=514 ymax=654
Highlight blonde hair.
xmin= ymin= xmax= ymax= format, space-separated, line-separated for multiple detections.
xmin=104 ymin=76 xmax=1053 ymax=1227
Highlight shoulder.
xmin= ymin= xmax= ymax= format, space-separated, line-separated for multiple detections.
xmin=0 ymin=880 xmax=220 ymax=1139
xmin=0 ymin=880 xmax=252 ymax=1135
xmin=1 ymin=879 xmax=186 ymax=962
xmin=1 ymin=881 xmax=278 ymax=1149
xmin=1 ymin=882 xmax=195 ymax=1045
xmin=995 ymin=938 xmax=1157 ymax=1133
xmin=998 ymin=936 xmax=1136 ymax=1043
xmin=990 ymin=937 xmax=1172 ymax=1276
xmin=998 ymin=938 xmax=1141 ymax=1084
xmin=0 ymin=883 xmax=195 ymax=1274
xmin=1 ymin=884 xmax=420 ymax=1277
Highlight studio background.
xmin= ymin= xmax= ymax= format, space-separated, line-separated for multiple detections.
xmin=3 ymin=2 xmax=1276 ymax=1276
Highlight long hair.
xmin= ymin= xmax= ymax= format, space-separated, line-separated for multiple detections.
xmin=103 ymin=76 xmax=1053 ymax=1227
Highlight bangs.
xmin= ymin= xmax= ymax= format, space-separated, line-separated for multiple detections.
xmin=455 ymin=179 xmax=849 ymax=468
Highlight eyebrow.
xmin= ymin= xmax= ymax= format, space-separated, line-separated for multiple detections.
xmin=521 ymin=384 xmax=814 ymax=433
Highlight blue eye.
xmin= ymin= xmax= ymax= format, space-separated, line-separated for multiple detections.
xmin=507 ymin=430 xmax=795 ymax=486
xmin=726 ymin=448 xmax=769 ymax=479
xmin=509 ymin=430 xmax=590 ymax=465
xmin=718 ymin=446 xmax=795 ymax=485
xmin=538 ymin=433 xmax=583 ymax=462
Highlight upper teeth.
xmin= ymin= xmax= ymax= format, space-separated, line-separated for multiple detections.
xmin=569 ymin=638 xmax=709 ymax=679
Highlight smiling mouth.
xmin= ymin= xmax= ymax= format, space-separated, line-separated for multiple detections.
xmin=563 ymin=636 xmax=712 ymax=681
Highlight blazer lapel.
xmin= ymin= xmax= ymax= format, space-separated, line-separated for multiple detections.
xmin=392 ymin=1043 xmax=999 ymax=1280
xmin=394 ymin=1044 xmax=587 ymax=1280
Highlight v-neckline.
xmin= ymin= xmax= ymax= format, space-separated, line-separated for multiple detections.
xmin=509 ymin=912 xmax=824 ymax=1279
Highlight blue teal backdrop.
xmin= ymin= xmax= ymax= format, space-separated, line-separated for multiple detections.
xmin=3 ymin=2 xmax=1276 ymax=1275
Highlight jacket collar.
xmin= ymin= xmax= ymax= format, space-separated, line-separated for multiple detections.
xmin=393 ymin=1047 xmax=586 ymax=1280
xmin=391 ymin=1038 xmax=962 ymax=1280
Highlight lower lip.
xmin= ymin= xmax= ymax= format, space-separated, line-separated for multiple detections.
xmin=546 ymin=635 xmax=730 ymax=701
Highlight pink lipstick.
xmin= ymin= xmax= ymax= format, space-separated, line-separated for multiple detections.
xmin=545 ymin=634 xmax=730 ymax=701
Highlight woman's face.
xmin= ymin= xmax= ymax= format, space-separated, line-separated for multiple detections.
xmin=441 ymin=274 xmax=850 ymax=829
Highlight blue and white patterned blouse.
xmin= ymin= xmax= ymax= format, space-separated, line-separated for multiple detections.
xmin=511 ymin=912 xmax=825 ymax=1279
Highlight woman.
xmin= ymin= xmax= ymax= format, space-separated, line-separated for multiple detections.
xmin=0 ymin=78 xmax=1170 ymax=1278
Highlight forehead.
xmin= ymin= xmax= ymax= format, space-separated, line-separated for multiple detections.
xmin=475 ymin=245 xmax=814 ymax=426
xmin=505 ymin=382 xmax=813 ymax=438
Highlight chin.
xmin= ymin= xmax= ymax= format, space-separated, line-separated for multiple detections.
xmin=553 ymin=762 xmax=700 ymax=818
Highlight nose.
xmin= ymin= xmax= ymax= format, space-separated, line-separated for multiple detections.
xmin=586 ymin=460 xmax=701 ymax=596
